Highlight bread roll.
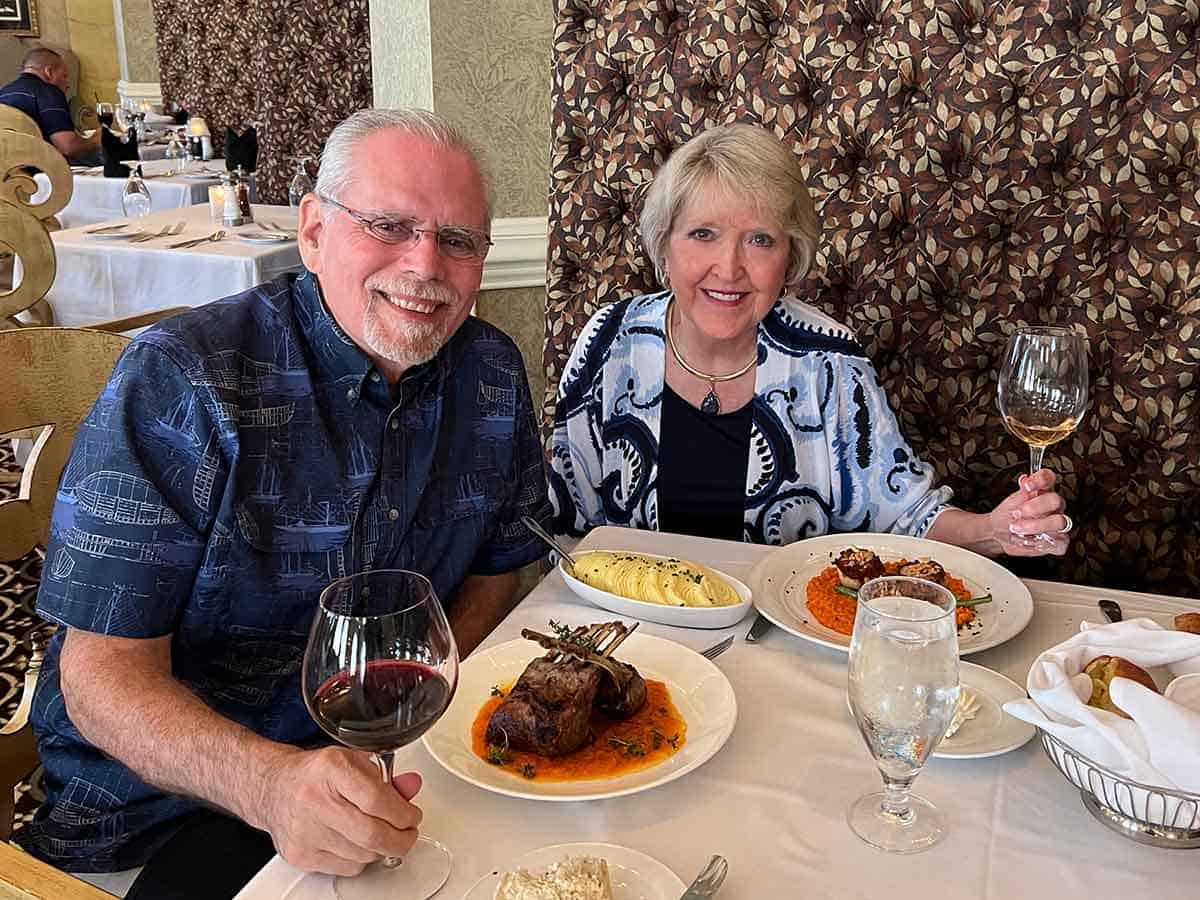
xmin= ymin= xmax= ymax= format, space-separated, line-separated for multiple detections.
xmin=1084 ymin=655 xmax=1158 ymax=718
xmin=1174 ymin=612 xmax=1200 ymax=634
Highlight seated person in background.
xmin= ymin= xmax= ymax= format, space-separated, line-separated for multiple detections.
xmin=550 ymin=124 xmax=1070 ymax=559
xmin=18 ymin=107 xmax=550 ymax=899
xmin=0 ymin=47 xmax=101 ymax=165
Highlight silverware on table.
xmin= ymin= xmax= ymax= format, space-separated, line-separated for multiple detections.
xmin=679 ymin=855 xmax=728 ymax=899
xmin=84 ymin=222 xmax=130 ymax=234
xmin=699 ymin=635 xmax=733 ymax=661
xmin=167 ymin=229 xmax=226 ymax=249
xmin=520 ymin=515 xmax=578 ymax=573
xmin=1099 ymin=599 xmax=1123 ymax=623
xmin=745 ymin=612 xmax=773 ymax=643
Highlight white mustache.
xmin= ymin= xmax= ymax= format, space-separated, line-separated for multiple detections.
xmin=367 ymin=280 xmax=459 ymax=306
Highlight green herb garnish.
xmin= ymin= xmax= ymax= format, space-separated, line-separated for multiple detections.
xmin=486 ymin=744 xmax=510 ymax=766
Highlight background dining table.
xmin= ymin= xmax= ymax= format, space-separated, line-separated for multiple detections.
xmin=236 ymin=527 xmax=1198 ymax=900
xmin=44 ymin=203 xmax=302 ymax=328
xmin=33 ymin=158 xmax=245 ymax=229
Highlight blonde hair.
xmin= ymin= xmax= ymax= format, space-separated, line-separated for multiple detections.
xmin=639 ymin=124 xmax=818 ymax=289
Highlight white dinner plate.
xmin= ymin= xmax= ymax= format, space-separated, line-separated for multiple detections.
xmin=422 ymin=632 xmax=737 ymax=801
xmin=934 ymin=662 xmax=1035 ymax=759
xmin=559 ymin=553 xmax=752 ymax=629
xmin=179 ymin=170 xmax=221 ymax=180
xmin=462 ymin=842 xmax=686 ymax=900
xmin=747 ymin=533 xmax=1033 ymax=656
xmin=236 ymin=231 xmax=295 ymax=244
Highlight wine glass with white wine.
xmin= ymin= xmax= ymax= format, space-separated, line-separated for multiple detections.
xmin=997 ymin=326 xmax=1089 ymax=476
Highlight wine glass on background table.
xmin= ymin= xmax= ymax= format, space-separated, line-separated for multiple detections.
xmin=121 ymin=166 xmax=152 ymax=219
xmin=301 ymin=570 xmax=459 ymax=900
xmin=997 ymin=326 xmax=1089 ymax=476
xmin=847 ymin=576 xmax=960 ymax=853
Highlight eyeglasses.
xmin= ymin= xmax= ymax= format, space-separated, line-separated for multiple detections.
xmin=317 ymin=193 xmax=492 ymax=262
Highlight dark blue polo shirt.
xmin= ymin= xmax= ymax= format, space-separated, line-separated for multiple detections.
xmin=18 ymin=270 xmax=551 ymax=871
xmin=0 ymin=72 xmax=74 ymax=141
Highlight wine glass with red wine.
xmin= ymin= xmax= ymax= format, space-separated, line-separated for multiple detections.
xmin=302 ymin=570 xmax=459 ymax=900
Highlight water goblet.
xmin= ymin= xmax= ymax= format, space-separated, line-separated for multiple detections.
xmin=847 ymin=575 xmax=960 ymax=853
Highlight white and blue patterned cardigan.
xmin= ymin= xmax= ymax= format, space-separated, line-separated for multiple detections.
xmin=549 ymin=290 xmax=953 ymax=545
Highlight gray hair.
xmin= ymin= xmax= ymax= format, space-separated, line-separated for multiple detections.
xmin=639 ymin=124 xmax=819 ymax=290
xmin=22 ymin=47 xmax=62 ymax=70
xmin=315 ymin=107 xmax=492 ymax=226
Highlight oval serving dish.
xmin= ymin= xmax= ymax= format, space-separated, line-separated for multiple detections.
xmin=558 ymin=552 xmax=753 ymax=629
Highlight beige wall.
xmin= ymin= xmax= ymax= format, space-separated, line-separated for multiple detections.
xmin=429 ymin=0 xmax=552 ymax=409
xmin=115 ymin=0 xmax=160 ymax=83
xmin=62 ymin=0 xmax=120 ymax=103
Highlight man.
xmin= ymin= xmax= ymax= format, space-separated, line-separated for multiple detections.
xmin=18 ymin=108 xmax=551 ymax=898
xmin=0 ymin=47 xmax=101 ymax=164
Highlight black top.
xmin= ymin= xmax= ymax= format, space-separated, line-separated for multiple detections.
xmin=657 ymin=383 xmax=752 ymax=541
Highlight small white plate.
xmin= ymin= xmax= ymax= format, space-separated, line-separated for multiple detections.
xmin=179 ymin=170 xmax=221 ymax=180
xmin=935 ymin=662 xmax=1035 ymax=759
xmin=747 ymin=533 xmax=1034 ymax=656
xmin=236 ymin=231 xmax=295 ymax=244
xmin=462 ymin=842 xmax=685 ymax=900
xmin=422 ymin=632 xmax=737 ymax=801
xmin=560 ymin=553 xmax=752 ymax=629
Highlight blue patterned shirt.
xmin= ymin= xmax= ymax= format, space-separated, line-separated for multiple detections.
xmin=20 ymin=271 xmax=550 ymax=872
xmin=550 ymin=291 xmax=952 ymax=543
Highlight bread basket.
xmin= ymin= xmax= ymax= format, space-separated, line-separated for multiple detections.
xmin=1039 ymin=729 xmax=1200 ymax=848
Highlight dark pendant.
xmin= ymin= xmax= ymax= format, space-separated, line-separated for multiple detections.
xmin=700 ymin=388 xmax=721 ymax=415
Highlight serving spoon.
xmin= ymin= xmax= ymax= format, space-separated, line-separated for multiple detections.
xmin=520 ymin=515 xmax=578 ymax=573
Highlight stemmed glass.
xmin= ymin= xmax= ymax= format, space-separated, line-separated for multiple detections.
xmin=95 ymin=101 xmax=115 ymax=128
xmin=997 ymin=326 xmax=1089 ymax=476
xmin=847 ymin=576 xmax=960 ymax=853
xmin=288 ymin=157 xmax=315 ymax=207
xmin=121 ymin=166 xmax=152 ymax=219
xmin=302 ymin=570 xmax=458 ymax=900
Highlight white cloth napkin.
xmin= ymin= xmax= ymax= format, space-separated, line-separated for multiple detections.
xmin=1003 ymin=618 xmax=1200 ymax=793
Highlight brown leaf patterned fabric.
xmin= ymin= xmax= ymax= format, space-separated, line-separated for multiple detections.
xmin=544 ymin=0 xmax=1200 ymax=596
xmin=151 ymin=0 xmax=373 ymax=204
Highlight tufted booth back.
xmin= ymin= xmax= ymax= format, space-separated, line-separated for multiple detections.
xmin=543 ymin=0 xmax=1200 ymax=595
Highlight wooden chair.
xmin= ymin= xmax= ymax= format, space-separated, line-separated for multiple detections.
xmin=0 ymin=327 xmax=130 ymax=874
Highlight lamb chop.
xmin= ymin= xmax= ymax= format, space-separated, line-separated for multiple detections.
xmin=485 ymin=622 xmax=646 ymax=757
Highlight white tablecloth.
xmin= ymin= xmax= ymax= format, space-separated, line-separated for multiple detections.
xmin=46 ymin=203 xmax=302 ymax=327
xmin=34 ymin=158 xmax=233 ymax=229
xmin=238 ymin=528 xmax=1200 ymax=900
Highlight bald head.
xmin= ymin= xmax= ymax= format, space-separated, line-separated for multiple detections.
xmin=23 ymin=48 xmax=68 ymax=92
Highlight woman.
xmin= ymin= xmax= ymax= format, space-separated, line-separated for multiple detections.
xmin=549 ymin=124 xmax=1069 ymax=557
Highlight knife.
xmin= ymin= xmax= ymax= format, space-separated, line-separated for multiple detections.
xmin=1099 ymin=600 xmax=1123 ymax=623
xmin=745 ymin=612 xmax=773 ymax=643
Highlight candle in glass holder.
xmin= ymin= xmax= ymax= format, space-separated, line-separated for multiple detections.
xmin=208 ymin=184 xmax=225 ymax=222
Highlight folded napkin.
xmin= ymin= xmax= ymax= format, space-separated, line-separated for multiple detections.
xmin=1004 ymin=618 xmax=1200 ymax=793
xmin=224 ymin=126 xmax=258 ymax=173
xmin=101 ymin=126 xmax=138 ymax=178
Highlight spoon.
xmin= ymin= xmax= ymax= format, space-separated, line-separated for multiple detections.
xmin=519 ymin=515 xmax=578 ymax=573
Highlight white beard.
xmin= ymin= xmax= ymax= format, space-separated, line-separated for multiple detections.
xmin=360 ymin=280 xmax=462 ymax=371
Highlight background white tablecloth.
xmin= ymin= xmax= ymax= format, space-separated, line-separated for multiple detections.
xmin=238 ymin=528 xmax=1200 ymax=900
xmin=34 ymin=158 xmax=238 ymax=229
xmin=46 ymin=203 xmax=302 ymax=327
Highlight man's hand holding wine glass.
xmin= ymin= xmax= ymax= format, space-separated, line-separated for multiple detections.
xmin=253 ymin=746 xmax=424 ymax=877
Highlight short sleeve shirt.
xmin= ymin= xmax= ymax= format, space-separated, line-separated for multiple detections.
xmin=0 ymin=72 xmax=74 ymax=141
xmin=17 ymin=270 xmax=551 ymax=872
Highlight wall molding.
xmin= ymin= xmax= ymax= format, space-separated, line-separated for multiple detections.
xmin=480 ymin=216 xmax=548 ymax=291
xmin=117 ymin=80 xmax=163 ymax=107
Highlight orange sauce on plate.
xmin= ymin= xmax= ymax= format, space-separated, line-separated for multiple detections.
xmin=806 ymin=561 xmax=974 ymax=636
xmin=471 ymin=679 xmax=686 ymax=781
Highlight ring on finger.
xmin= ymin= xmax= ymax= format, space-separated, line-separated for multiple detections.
xmin=1056 ymin=514 xmax=1073 ymax=535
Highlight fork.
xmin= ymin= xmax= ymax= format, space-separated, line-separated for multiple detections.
xmin=699 ymin=635 xmax=733 ymax=661
xmin=679 ymin=855 xmax=728 ymax=899
xmin=168 ymin=229 xmax=226 ymax=249
xmin=129 ymin=223 xmax=175 ymax=243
